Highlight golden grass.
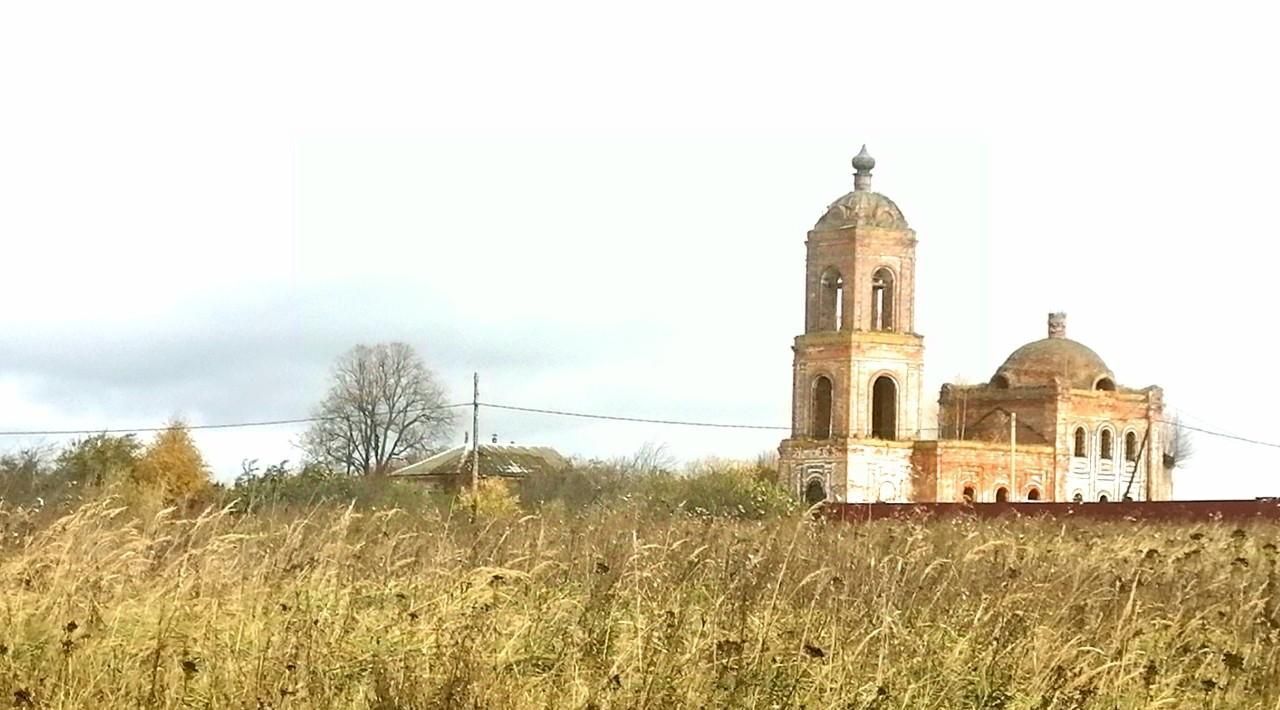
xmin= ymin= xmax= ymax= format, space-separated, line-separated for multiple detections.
xmin=2 ymin=499 xmax=1279 ymax=708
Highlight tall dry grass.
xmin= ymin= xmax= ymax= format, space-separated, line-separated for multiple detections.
xmin=2 ymin=498 xmax=1279 ymax=708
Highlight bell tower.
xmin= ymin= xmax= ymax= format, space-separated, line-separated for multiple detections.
xmin=780 ymin=146 xmax=926 ymax=503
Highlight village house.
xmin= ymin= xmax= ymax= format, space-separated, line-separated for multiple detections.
xmin=390 ymin=435 xmax=569 ymax=490
xmin=778 ymin=147 xmax=1171 ymax=504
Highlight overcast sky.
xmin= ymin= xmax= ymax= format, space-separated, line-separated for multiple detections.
xmin=2 ymin=2 xmax=1277 ymax=499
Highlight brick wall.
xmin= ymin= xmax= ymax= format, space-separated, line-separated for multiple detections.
xmin=913 ymin=440 xmax=1056 ymax=502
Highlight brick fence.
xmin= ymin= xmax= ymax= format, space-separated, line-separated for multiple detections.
xmin=826 ymin=499 xmax=1280 ymax=523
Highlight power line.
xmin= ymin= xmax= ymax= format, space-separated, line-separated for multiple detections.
xmin=482 ymin=402 xmax=792 ymax=431
xmin=487 ymin=403 xmax=1280 ymax=450
xmin=0 ymin=403 xmax=471 ymax=438
xmin=1 ymin=397 xmax=1278 ymax=453
xmin=1156 ymin=419 xmax=1280 ymax=451
xmin=1159 ymin=407 xmax=1280 ymax=449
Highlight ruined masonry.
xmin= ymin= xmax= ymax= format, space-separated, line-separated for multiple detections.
xmin=778 ymin=147 xmax=1172 ymax=504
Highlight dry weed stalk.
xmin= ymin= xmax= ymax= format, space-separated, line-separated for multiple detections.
xmin=0 ymin=497 xmax=1278 ymax=707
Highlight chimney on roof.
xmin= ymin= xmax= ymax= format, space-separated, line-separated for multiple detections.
xmin=1048 ymin=312 xmax=1067 ymax=339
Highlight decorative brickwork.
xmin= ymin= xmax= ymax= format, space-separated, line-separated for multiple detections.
xmin=780 ymin=148 xmax=1172 ymax=503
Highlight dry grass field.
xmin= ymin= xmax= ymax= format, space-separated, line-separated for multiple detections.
xmin=2 ymin=498 xmax=1279 ymax=709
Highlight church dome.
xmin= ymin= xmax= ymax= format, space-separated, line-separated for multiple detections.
xmin=991 ymin=313 xmax=1116 ymax=390
xmin=815 ymin=190 xmax=909 ymax=231
xmin=813 ymin=145 xmax=910 ymax=231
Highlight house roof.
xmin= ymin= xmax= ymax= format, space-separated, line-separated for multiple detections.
xmin=390 ymin=443 xmax=569 ymax=479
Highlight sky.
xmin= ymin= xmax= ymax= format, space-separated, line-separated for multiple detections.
xmin=1 ymin=1 xmax=1278 ymax=499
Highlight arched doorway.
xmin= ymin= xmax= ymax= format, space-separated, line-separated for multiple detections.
xmin=811 ymin=376 xmax=833 ymax=439
xmin=1026 ymin=487 xmax=1041 ymax=501
xmin=804 ymin=478 xmax=826 ymax=505
xmin=962 ymin=485 xmax=975 ymax=504
xmin=871 ymin=375 xmax=896 ymax=440
xmin=995 ymin=487 xmax=1009 ymax=503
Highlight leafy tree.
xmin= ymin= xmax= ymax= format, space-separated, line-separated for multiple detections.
xmin=0 ymin=446 xmax=58 ymax=505
xmin=56 ymin=433 xmax=142 ymax=488
xmin=133 ymin=421 xmax=212 ymax=501
xmin=302 ymin=342 xmax=456 ymax=475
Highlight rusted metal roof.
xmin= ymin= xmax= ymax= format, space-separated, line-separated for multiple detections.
xmin=390 ymin=443 xmax=568 ymax=480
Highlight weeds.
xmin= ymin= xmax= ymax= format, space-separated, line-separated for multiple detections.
xmin=1 ymin=497 xmax=1278 ymax=707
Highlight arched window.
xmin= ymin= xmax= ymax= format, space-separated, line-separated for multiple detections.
xmin=877 ymin=481 xmax=897 ymax=502
xmin=1100 ymin=430 xmax=1114 ymax=460
xmin=1072 ymin=492 xmax=1084 ymax=503
xmin=1073 ymin=427 xmax=1087 ymax=457
xmin=1027 ymin=487 xmax=1041 ymax=501
xmin=1094 ymin=377 xmax=1116 ymax=391
xmin=811 ymin=376 xmax=833 ymax=439
xmin=995 ymin=487 xmax=1009 ymax=503
xmin=804 ymin=478 xmax=826 ymax=505
xmin=818 ymin=268 xmax=844 ymax=331
xmin=871 ymin=268 xmax=895 ymax=331
xmin=962 ymin=486 xmax=975 ymax=503
xmin=1098 ymin=493 xmax=1109 ymax=503
xmin=1124 ymin=432 xmax=1138 ymax=462
xmin=871 ymin=375 xmax=897 ymax=440
xmin=990 ymin=374 xmax=1010 ymax=389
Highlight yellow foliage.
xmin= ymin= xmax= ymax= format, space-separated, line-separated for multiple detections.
xmin=458 ymin=478 xmax=521 ymax=520
xmin=132 ymin=421 xmax=212 ymax=504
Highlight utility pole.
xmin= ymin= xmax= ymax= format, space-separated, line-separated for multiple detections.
xmin=1121 ymin=424 xmax=1151 ymax=501
xmin=471 ymin=372 xmax=480 ymax=493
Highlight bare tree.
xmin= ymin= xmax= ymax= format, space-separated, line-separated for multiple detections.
xmin=1161 ymin=415 xmax=1194 ymax=470
xmin=936 ymin=374 xmax=968 ymax=440
xmin=302 ymin=343 xmax=456 ymax=475
xmin=612 ymin=441 xmax=676 ymax=476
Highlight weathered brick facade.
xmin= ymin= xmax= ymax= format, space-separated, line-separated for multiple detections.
xmin=779 ymin=148 xmax=1173 ymax=504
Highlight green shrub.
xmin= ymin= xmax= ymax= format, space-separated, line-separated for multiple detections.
xmin=520 ymin=453 xmax=794 ymax=520
xmin=518 ymin=461 xmax=629 ymax=510
xmin=631 ymin=468 xmax=795 ymax=519
xmin=228 ymin=460 xmax=449 ymax=513
xmin=0 ymin=446 xmax=83 ymax=512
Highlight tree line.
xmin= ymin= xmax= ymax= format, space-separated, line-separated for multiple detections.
xmin=0 ymin=342 xmax=456 ymax=510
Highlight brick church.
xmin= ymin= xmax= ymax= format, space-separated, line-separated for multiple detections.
xmin=778 ymin=147 xmax=1172 ymax=504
